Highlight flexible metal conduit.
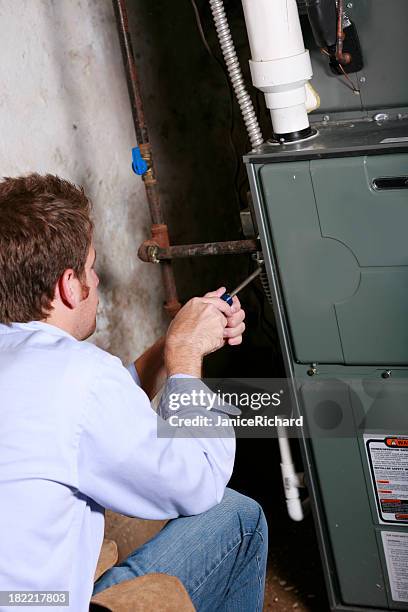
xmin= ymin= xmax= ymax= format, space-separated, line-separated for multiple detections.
xmin=208 ymin=0 xmax=264 ymax=149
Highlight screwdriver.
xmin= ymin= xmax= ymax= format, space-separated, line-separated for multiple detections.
xmin=220 ymin=266 xmax=263 ymax=306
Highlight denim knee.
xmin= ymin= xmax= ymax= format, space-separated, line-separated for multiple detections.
xmin=220 ymin=488 xmax=268 ymax=544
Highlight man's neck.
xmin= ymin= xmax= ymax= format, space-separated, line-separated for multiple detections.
xmin=43 ymin=315 xmax=77 ymax=339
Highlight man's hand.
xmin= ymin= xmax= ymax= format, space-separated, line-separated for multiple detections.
xmin=203 ymin=287 xmax=246 ymax=347
xmin=165 ymin=288 xmax=246 ymax=377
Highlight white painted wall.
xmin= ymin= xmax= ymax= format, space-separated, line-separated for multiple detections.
xmin=0 ymin=0 xmax=167 ymax=363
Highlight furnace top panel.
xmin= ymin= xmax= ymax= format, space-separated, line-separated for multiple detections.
xmin=244 ymin=120 xmax=408 ymax=165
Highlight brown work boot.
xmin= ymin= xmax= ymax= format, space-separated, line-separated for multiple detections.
xmin=90 ymin=573 xmax=195 ymax=611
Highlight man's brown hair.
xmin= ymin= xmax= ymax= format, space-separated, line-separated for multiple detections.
xmin=0 ymin=173 xmax=93 ymax=323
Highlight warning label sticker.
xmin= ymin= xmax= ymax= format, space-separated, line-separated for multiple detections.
xmin=381 ymin=531 xmax=408 ymax=603
xmin=364 ymin=435 xmax=408 ymax=524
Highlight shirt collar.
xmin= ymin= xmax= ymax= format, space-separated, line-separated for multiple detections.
xmin=0 ymin=321 xmax=74 ymax=339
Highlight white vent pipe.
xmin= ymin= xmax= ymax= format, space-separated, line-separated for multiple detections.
xmin=277 ymin=423 xmax=304 ymax=521
xmin=241 ymin=0 xmax=314 ymax=140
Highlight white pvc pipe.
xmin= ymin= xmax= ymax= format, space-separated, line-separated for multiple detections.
xmin=241 ymin=0 xmax=315 ymax=137
xmin=277 ymin=423 xmax=304 ymax=522
xmin=242 ymin=0 xmax=305 ymax=60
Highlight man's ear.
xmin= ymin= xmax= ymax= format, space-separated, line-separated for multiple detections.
xmin=58 ymin=269 xmax=82 ymax=309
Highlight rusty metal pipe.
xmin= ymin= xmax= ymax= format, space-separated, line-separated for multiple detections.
xmin=112 ymin=0 xmax=148 ymax=146
xmin=112 ymin=0 xmax=180 ymax=316
xmin=138 ymin=239 xmax=259 ymax=263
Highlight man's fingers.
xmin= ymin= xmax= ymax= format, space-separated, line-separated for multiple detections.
xmin=226 ymin=308 xmax=245 ymax=329
xmin=227 ymin=335 xmax=243 ymax=346
xmin=200 ymin=296 xmax=233 ymax=317
xmin=203 ymin=287 xmax=226 ymax=299
xmin=202 ymin=291 xmax=241 ymax=314
xmin=223 ymin=322 xmax=245 ymax=339
xmin=231 ymin=295 xmax=241 ymax=313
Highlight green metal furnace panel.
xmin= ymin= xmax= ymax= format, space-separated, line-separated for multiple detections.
xmin=301 ymin=395 xmax=387 ymax=607
xmin=258 ymin=154 xmax=408 ymax=365
xmin=298 ymin=370 xmax=408 ymax=610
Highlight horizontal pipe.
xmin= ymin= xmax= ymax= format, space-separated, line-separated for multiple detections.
xmin=138 ymin=239 xmax=259 ymax=262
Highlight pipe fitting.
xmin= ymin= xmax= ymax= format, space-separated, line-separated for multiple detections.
xmin=138 ymin=241 xmax=160 ymax=263
xmin=151 ymin=224 xmax=171 ymax=248
xmin=138 ymin=225 xmax=171 ymax=263
xmin=147 ymin=245 xmax=160 ymax=264
xmin=139 ymin=143 xmax=156 ymax=185
xmin=242 ymin=0 xmax=314 ymax=139
xmin=138 ymin=225 xmax=170 ymax=262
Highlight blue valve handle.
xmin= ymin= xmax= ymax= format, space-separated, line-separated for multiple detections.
xmin=131 ymin=146 xmax=148 ymax=175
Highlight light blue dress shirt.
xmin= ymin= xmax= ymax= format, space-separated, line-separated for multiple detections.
xmin=0 ymin=321 xmax=235 ymax=611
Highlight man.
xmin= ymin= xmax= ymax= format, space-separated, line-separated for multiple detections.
xmin=0 ymin=174 xmax=267 ymax=611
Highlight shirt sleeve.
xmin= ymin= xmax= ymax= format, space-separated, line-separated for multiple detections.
xmin=77 ymin=354 xmax=235 ymax=520
xmin=126 ymin=362 xmax=140 ymax=386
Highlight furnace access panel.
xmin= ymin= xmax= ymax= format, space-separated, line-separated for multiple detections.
xmin=246 ymin=119 xmax=408 ymax=611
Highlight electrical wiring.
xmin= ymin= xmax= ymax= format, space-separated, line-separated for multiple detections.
xmin=320 ymin=47 xmax=360 ymax=94
xmin=189 ymin=0 xmax=213 ymax=56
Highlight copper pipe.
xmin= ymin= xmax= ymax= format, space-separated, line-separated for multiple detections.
xmin=335 ymin=0 xmax=343 ymax=60
xmin=335 ymin=0 xmax=351 ymax=65
xmin=138 ymin=239 xmax=259 ymax=263
xmin=112 ymin=0 xmax=181 ymax=316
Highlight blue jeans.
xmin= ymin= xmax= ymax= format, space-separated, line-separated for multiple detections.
xmin=93 ymin=489 xmax=268 ymax=611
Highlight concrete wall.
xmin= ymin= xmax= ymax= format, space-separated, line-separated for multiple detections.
xmin=0 ymin=0 xmax=280 ymax=376
xmin=0 ymin=0 xmax=167 ymax=364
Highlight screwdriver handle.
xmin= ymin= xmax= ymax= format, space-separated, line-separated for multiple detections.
xmin=220 ymin=292 xmax=234 ymax=306
xmin=220 ymin=267 xmax=263 ymax=307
